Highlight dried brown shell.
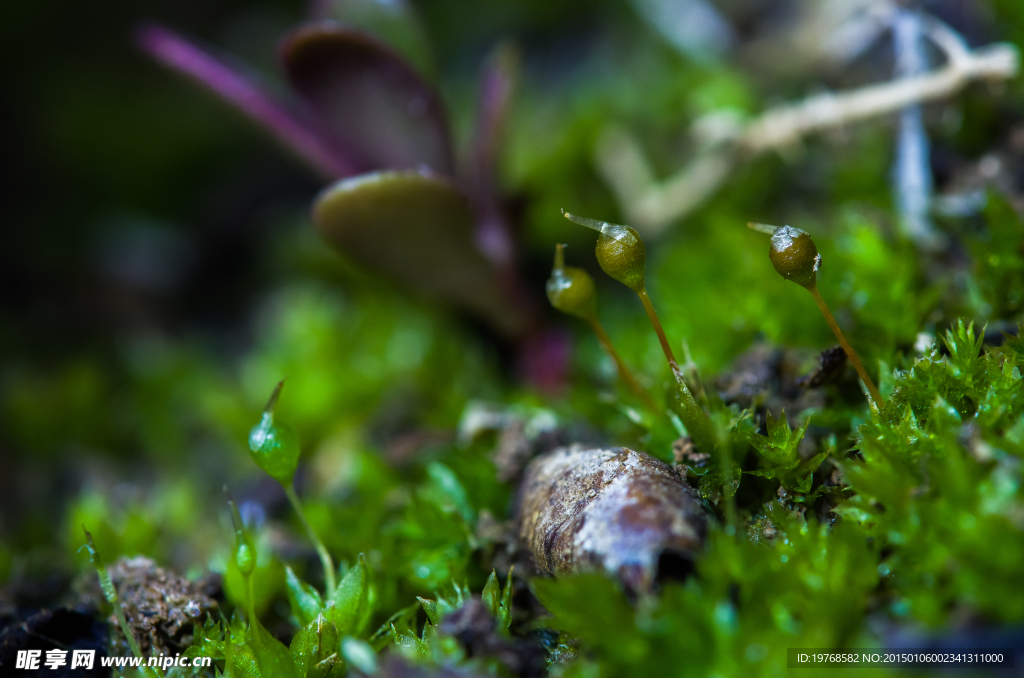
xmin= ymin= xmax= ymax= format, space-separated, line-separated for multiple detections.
xmin=516 ymin=445 xmax=707 ymax=591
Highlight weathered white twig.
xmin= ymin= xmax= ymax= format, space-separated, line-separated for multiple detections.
xmin=891 ymin=8 xmax=936 ymax=246
xmin=742 ymin=42 xmax=1016 ymax=152
xmin=599 ymin=22 xmax=1019 ymax=237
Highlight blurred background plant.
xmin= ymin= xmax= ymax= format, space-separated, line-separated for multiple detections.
xmin=1 ymin=0 xmax=1023 ymax=675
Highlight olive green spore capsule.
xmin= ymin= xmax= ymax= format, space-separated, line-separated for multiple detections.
xmin=546 ymin=244 xmax=657 ymax=411
xmin=562 ymin=211 xmax=646 ymax=293
xmin=768 ymin=225 xmax=821 ymax=289
xmin=546 ymin=244 xmax=597 ymax=320
xmin=749 ymin=221 xmax=884 ymax=407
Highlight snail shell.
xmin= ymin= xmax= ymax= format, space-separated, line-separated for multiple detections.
xmin=516 ymin=445 xmax=707 ymax=591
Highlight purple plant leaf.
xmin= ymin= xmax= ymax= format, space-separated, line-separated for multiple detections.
xmin=281 ymin=23 xmax=453 ymax=175
xmin=312 ymin=170 xmax=525 ymax=336
xmin=308 ymin=0 xmax=434 ymax=76
xmin=136 ymin=22 xmax=358 ymax=179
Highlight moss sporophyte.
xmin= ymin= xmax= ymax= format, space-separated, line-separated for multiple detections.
xmin=748 ymin=222 xmax=885 ymax=406
xmin=546 ymin=243 xmax=658 ymax=411
xmin=562 ymin=210 xmax=716 ymax=453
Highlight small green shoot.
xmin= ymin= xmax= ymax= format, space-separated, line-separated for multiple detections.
xmin=249 ymin=380 xmax=336 ymax=597
xmin=81 ymin=528 xmax=160 ymax=678
xmin=285 ymin=565 xmax=325 ymax=627
xmin=226 ymin=488 xmax=299 ymax=678
xmin=327 ymin=553 xmax=372 ymax=637
xmin=746 ymin=410 xmax=826 ymax=493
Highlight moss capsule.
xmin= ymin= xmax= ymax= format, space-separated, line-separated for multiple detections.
xmin=546 ymin=244 xmax=597 ymax=321
xmin=247 ymin=380 xmax=337 ymax=595
xmin=768 ymin=225 xmax=821 ymax=289
xmin=750 ymin=221 xmax=884 ymax=406
xmin=546 ymin=244 xmax=657 ymax=411
xmin=248 ymin=380 xmax=300 ymax=486
xmin=562 ymin=211 xmax=646 ymax=293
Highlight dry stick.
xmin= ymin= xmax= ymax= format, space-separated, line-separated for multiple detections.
xmin=586 ymin=318 xmax=660 ymax=412
xmin=743 ymin=48 xmax=1016 ymax=151
xmin=601 ymin=31 xmax=1019 ymax=234
xmin=807 ymin=284 xmax=885 ymax=406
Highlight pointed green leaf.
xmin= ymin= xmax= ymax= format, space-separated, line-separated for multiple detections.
xmin=229 ymin=642 xmax=262 ymax=678
xmin=327 ymin=554 xmax=370 ymax=636
xmin=748 ymin=410 xmax=808 ymax=468
xmin=251 ymin=618 xmax=299 ymax=678
xmin=417 ymin=597 xmax=439 ymax=625
xmin=390 ymin=623 xmax=429 ymax=658
xmin=1002 ymin=325 xmax=1024 ymax=359
xmin=308 ymin=653 xmax=339 ymax=678
xmin=481 ymin=570 xmax=500 ymax=618
xmin=420 ymin=621 xmax=437 ymax=643
xmin=424 ymin=462 xmax=476 ymax=525
xmin=290 ymin=613 xmax=338 ymax=678
xmin=499 ymin=568 xmax=514 ymax=630
xmin=369 ymin=604 xmax=418 ymax=651
xmin=794 ymin=471 xmax=815 ymax=494
xmin=285 ymin=566 xmax=324 ymax=627
xmin=698 ymin=469 xmax=740 ymax=500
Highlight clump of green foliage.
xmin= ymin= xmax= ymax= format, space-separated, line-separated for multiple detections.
xmin=536 ymin=320 xmax=1024 ymax=677
xmin=63 ymin=200 xmax=1024 ymax=677
xmin=77 ymin=219 xmax=1016 ymax=677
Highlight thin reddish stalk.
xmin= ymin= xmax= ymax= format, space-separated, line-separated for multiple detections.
xmin=587 ymin=319 xmax=659 ymax=411
xmin=808 ymin=284 xmax=885 ymax=406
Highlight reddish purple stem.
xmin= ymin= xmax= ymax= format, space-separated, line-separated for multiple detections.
xmin=519 ymin=328 xmax=572 ymax=394
xmin=471 ymin=50 xmax=517 ymax=268
xmin=136 ymin=23 xmax=357 ymax=180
